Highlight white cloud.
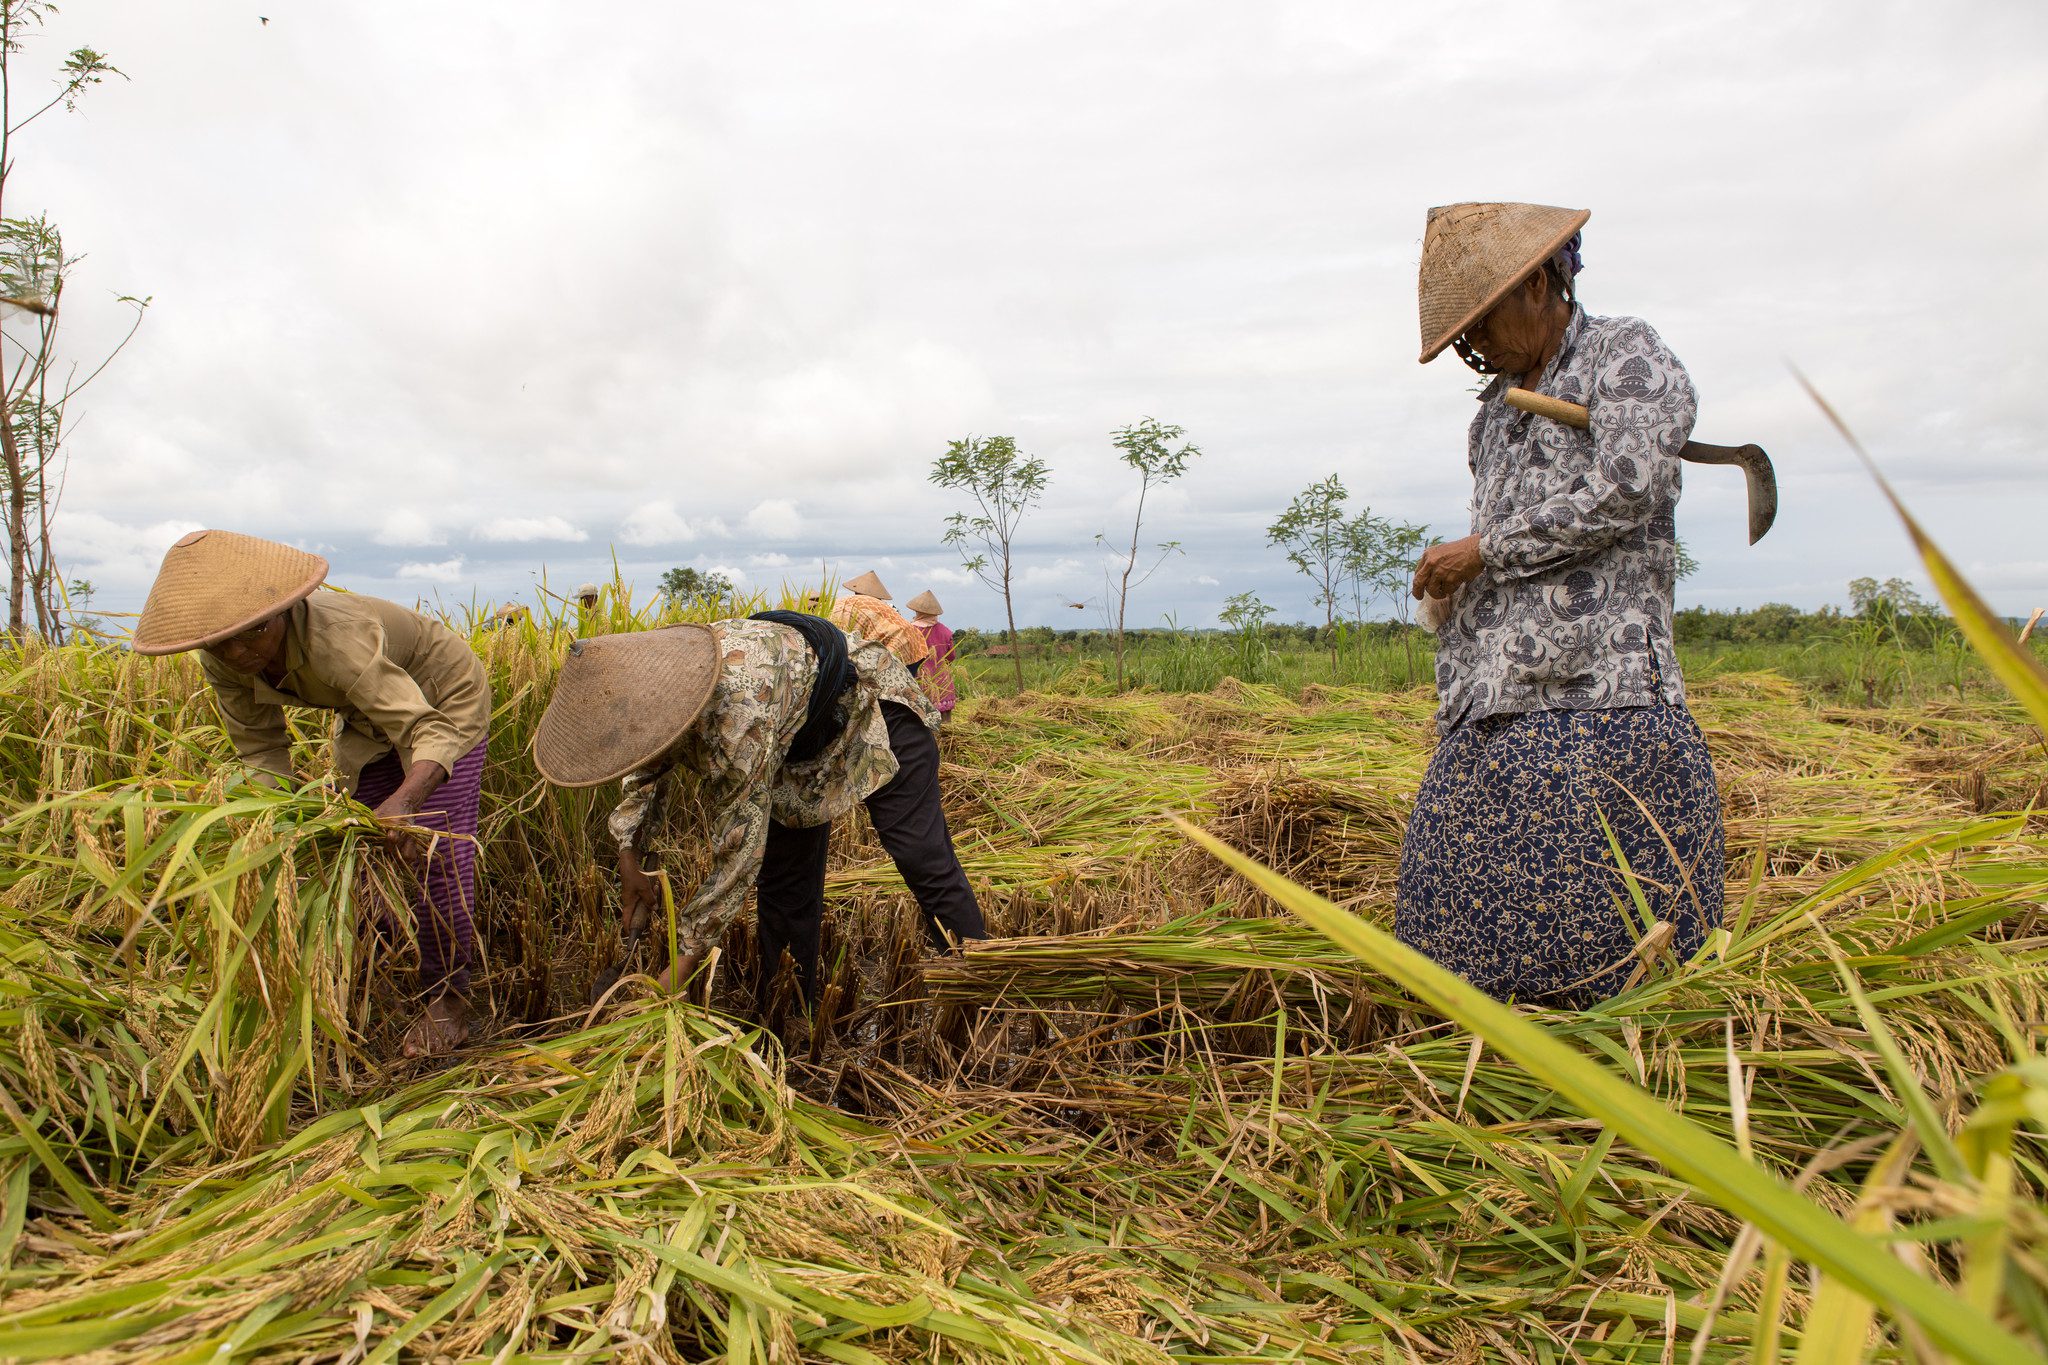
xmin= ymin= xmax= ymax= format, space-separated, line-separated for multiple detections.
xmin=64 ymin=513 xmax=204 ymax=565
xmin=55 ymin=514 xmax=205 ymax=600
xmin=1194 ymin=574 xmax=1220 ymax=586
xmin=374 ymin=509 xmax=444 ymax=547
xmin=34 ymin=2 xmax=2048 ymax=626
xmin=747 ymin=551 xmax=793 ymax=568
xmin=397 ymin=555 xmax=467 ymax=583
xmin=474 ymin=515 xmax=588 ymax=543
xmin=743 ymin=499 xmax=803 ymax=540
xmin=1962 ymin=559 xmax=2048 ymax=592
xmin=1020 ymin=558 xmax=1087 ymax=587
xmin=618 ymin=501 xmax=695 ymax=547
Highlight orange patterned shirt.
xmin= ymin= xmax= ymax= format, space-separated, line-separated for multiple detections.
xmin=827 ymin=593 xmax=930 ymax=671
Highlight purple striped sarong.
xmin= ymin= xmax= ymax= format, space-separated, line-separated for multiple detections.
xmin=355 ymin=741 xmax=485 ymax=994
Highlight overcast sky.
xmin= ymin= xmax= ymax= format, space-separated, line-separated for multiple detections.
xmin=20 ymin=0 xmax=2047 ymax=633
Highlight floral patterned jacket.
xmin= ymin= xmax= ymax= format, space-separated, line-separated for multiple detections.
xmin=606 ymin=618 xmax=936 ymax=954
xmin=1434 ymin=307 xmax=1696 ymax=733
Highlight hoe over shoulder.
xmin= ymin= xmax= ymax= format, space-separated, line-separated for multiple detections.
xmin=1502 ymin=387 xmax=1778 ymax=545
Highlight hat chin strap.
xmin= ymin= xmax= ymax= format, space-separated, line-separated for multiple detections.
xmin=1451 ymin=334 xmax=1500 ymax=375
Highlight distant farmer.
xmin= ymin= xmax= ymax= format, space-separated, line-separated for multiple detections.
xmin=827 ymin=570 xmax=930 ymax=674
xmin=131 ymin=530 xmax=491 ymax=1055
xmin=906 ymin=590 xmax=957 ymax=723
xmin=1399 ymin=203 xmax=1724 ymax=1006
xmin=491 ymin=603 xmax=528 ymax=631
xmin=572 ymin=582 xmax=606 ymax=635
xmin=531 ymin=611 xmax=983 ymax=1007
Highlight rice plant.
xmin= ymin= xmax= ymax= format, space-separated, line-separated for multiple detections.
xmin=1 ymin=540 xmax=2046 ymax=1359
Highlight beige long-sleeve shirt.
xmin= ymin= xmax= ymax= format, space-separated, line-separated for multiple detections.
xmin=199 ymin=591 xmax=492 ymax=792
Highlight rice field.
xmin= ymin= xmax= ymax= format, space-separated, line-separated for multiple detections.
xmin=3 ymin=577 xmax=2048 ymax=1360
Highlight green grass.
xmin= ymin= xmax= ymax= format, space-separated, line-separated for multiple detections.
xmin=950 ymin=629 xmax=2048 ymax=707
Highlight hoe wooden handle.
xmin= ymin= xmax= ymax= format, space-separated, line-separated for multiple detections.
xmin=1502 ymin=387 xmax=1590 ymax=429
xmin=1500 ymin=387 xmax=1779 ymax=544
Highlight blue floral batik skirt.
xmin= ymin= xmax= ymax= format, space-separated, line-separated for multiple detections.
xmin=1394 ymin=702 xmax=1724 ymax=1007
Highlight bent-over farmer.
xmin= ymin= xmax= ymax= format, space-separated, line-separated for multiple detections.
xmin=828 ymin=570 xmax=929 ymax=674
xmin=532 ymin=611 xmax=983 ymax=1007
xmin=1398 ymin=203 xmax=1724 ymax=1006
xmin=132 ymin=530 xmax=492 ymax=1054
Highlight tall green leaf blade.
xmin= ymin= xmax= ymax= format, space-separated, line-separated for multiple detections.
xmin=1796 ymin=371 xmax=2048 ymax=731
xmin=1172 ymin=816 xmax=2043 ymax=1365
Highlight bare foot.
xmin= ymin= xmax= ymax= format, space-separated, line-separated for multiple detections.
xmin=401 ymin=994 xmax=471 ymax=1058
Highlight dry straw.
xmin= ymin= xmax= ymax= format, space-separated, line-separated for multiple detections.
xmin=2 ymin=562 xmax=2047 ymax=1359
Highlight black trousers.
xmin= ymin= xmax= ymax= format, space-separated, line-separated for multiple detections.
xmin=755 ymin=701 xmax=984 ymax=1003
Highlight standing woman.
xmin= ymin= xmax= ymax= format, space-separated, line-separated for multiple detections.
xmin=906 ymin=590 xmax=957 ymax=724
xmin=132 ymin=531 xmax=492 ymax=1054
xmin=1398 ymin=203 xmax=1724 ymax=1006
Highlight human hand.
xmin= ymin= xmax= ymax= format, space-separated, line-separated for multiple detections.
xmin=654 ymin=946 xmax=707 ymax=995
xmin=617 ymin=846 xmax=659 ymax=939
xmin=370 ymin=793 xmax=428 ymax=869
xmin=1411 ymin=535 xmax=1485 ymax=602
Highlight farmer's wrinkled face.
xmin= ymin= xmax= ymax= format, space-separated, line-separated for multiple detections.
xmin=205 ymin=612 xmax=289 ymax=676
xmin=1462 ymin=269 xmax=1566 ymax=377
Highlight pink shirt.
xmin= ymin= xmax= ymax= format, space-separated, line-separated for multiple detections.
xmin=915 ymin=620 xmax=956 ymax=712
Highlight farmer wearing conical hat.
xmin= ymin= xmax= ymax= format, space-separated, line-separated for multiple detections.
xmin=1399 ymin=203 xmax=1724 ymax=1006
xmin=532 ymin=610 xmax=983 ymax=1007
xmin=826 ymin=569 xmax=930 ymax=675
xmin=574 ymin=583 xmax=601 ymax=612
xmin=906 ymin=590 xmax=957 ymax=723
xmin=132 ymin=531 xmax=492 ymax=1055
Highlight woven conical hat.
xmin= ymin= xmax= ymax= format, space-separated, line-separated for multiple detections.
xmin=1417 ymin=202 xmax=1590 ymax=363
xmin=131 ymin=530 xmax=329 ymax=656
xmin=532 ymin=624 xmax=721 ymax=788
xmin=844 ymin=570 xmax=890 ymax=600
xmin=906 ymin=590 xmax=942 ymax=617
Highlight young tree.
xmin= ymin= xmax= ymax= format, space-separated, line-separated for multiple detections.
xmin=1340 ymin=510 xmax=1433 ymax=684
xmin=1848 ymin=575 xmax=1931 ymax=621
xmin=1337 ymin=507 xmax=1387 ymax=634
xmin=931 ymin=434 xmax=1049 ymax=693
xmin=1099 ymin=415 xmax=1199 ymax=689
xmin=1267 ymin=474 xmax=1348 ymax=660
xmin=0 ymin=4 xmax=143 ymax=639
xmin=1217 ymin=589 xmax=1275 ymax=684
xmin=659 ymin=565 xmax=733 ymax=611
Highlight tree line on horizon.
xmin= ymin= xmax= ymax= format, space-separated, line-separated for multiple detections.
xmin=926 ymin=419 xmax=1443 ymax=692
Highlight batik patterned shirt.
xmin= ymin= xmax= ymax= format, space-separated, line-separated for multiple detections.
xmin=1433 ymin=307 xmax=1696 ymax=734
xmin=605 ymin=618 xmax=937 ymax=954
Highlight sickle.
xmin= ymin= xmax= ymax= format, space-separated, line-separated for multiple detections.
xmin=1503 ymin=387 xmax=1778 ymax=544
